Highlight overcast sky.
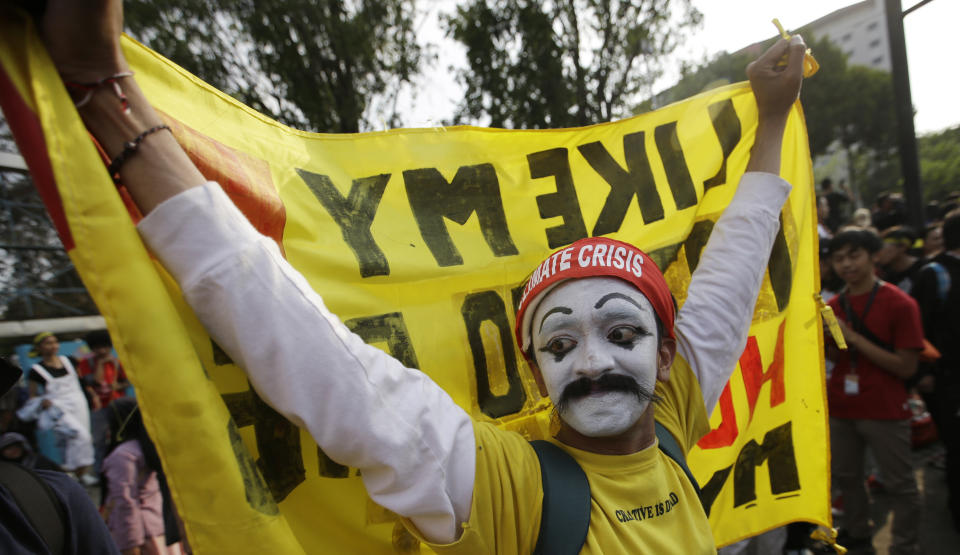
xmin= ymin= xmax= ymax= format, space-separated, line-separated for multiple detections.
xmin=398 ymin=0 xmax=959 ymax=135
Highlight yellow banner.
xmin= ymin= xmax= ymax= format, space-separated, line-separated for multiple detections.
xmin=0 ymin=10 xmax=828 ymax=552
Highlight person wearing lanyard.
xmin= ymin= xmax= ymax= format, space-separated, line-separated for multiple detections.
xmin=826 ymin=229 xmax=925 ymax=555
xmin=26 ymin=333 xmax=96 ymax=486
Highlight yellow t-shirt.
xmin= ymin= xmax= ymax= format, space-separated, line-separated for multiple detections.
xmin=407 ymin=356 xmax=712 ymax=554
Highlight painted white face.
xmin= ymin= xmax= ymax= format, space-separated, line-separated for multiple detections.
xmin=531 ymin=276 xmax=661 ymax=437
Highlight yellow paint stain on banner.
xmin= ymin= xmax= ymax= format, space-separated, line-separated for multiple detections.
xmin=0 ymin=9 xmax=829 ymax=552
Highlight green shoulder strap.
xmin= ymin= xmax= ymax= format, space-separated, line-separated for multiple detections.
xmin=530 ymin=440 xmax=590 ymax=555
xmin=0 ymin=461 xmax=66 ymax=555
xmin=532 ymin=423 xmax=702 ymax=555
xmin=654 ymin=421 xmax=702 ymax=501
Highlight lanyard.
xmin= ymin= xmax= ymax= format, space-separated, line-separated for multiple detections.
xmin=839 ymin=281 xmax=880 ymax=371
xmin=840 ymin=281 xmax=880 ymax=333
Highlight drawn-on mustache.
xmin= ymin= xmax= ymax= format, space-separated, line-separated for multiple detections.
xmin=556 ymin=373 xmax=661 ymax=414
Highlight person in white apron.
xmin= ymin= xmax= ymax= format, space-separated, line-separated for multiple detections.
xmin=26 ymin=332 xmax=95 ymax=484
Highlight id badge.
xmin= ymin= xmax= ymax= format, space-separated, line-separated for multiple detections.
xmin=844 ymin=374 xmax=859 ymax=395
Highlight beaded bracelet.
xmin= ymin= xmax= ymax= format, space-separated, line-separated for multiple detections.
xmin=107 ymin=124 xmax=171 ymax=183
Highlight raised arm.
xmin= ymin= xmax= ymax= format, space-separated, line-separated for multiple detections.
xmin=42 ymin=0 xmax=203 ymax=212
xmin=675 ymin=37 xmax=806 ymax=413
xmin=42 ymin=0 xmax=474 ymax=543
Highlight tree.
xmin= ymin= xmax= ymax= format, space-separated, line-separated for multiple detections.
xmin=124 ymin=0 xmax=426 ymax=133
xmin=918 ymin=125 xmax=960 ymax=203
xmin=0 ymin=115 xmax=99 ymax=320
xmin=0 ymin=171 xmax=99 ymax=321
xmin=640 ymin=48 xmax=752 ymax=113
xmin=444 ymin=0 xmax=702 ymax=129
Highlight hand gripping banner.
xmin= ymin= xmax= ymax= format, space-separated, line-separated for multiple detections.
xmin=0 ymin=9 xmax=829 ymax=553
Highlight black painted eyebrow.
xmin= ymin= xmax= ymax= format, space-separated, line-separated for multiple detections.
xmin=594 ymin=292 xmax=646 ymax=312
xmin=539 ymin=306 xmax=573 ymax=332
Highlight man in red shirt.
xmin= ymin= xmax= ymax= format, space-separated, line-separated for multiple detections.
xmin=827 ymin=229 xmax=924 ymax=555
xmin=77 ymin=330 xmax=129 ymax=476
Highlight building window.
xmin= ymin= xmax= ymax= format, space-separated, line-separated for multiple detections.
xmin=873 ymin=56 xmax=884 ymax=66
xmin=870 ymin=39 xmax=881 ymax=48
xmin=842 ymin=33 xmax=852 ymax=42
xmin=867 ymin=21 xmax=878 ymax=31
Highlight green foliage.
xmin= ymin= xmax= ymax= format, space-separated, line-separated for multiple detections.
xmin=125 ymin=0 xmax=424 ymax=133
xmin=651 ymin=34 xmax=897 ymax=158
xmin=918 ymin=125 xmax=960 ymax=202
xmin=0 ymin=170 xmax=98 ymax=320
xmin=445 ymin=0 xmax=702 ymax=129
xmin=639 ymin=48 xmax=752 ymax=113
xmin=648 ymin=33 xmax=902 ymax=206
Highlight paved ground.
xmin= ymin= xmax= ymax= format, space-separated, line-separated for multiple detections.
xmin=866 ymin=442 xmax=959 ymax=554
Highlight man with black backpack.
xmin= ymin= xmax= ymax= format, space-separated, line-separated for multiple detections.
xmin=0 ymin=358 xmax=118 ymax=555
xmin=912 ymin=209 xmax=960 ymax=532
xmin=826 ymin=229 xmax=924 ymax=555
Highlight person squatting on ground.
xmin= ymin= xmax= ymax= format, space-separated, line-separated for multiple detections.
xmin=23 ymin=332 xmax=96 ymax=485
xmin=101 ymin=398 xmax=167 ymax=555
xmin=39 ymin=0 xmax=806 ymax=552
xmin=826 ymin=229 xmax=924 ymax=555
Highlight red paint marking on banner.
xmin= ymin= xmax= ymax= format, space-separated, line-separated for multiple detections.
xmin=741 ymin=321 xmax=787 ymax=421
xmin=698 ymin=382 xmax=739 ymax=449
xmin=0 ymin=65 xmax=74 ymax=250
xmin=159 ymin=112 xmax=286 ymax=252
xmin=697 ymin=321 xmax=788 ymax=450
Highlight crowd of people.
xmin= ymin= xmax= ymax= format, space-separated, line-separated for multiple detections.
xmin=817 ymin=180 xmax=960 ymax=554
xmin=6 ymin=198 xmax=955 ymax=555
xmin=0 ymin=332 xmax=187 ymax=554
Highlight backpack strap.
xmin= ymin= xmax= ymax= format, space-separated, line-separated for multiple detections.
xmin=0 ymin=461 xmax=66 ymax=554
xmin=655 ymin=421 xmax=702 ymax=502
xmin=530 ymin=440 xmax=590 ymax=555
xmin=531 ymin=424 xmax=704 ymax=554
xmin=922 ymin=261 xmax=951 ymax=304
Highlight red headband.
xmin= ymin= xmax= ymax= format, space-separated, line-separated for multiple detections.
xmin=514 ymin=237 xmax=676 ymax=355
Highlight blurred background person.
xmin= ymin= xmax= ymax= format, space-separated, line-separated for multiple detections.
xmin=102 ymin=398 xmax=167 ymax=555
xmin=923 ymin=224 xmax=943 ymax=258
xmin=912 ymin=209 xmax=960 ymax=532
xmin=0 ymin=432 xmax=62 ymax=472
xmin=78 ymin=330 xmax=130 ymax=476
xmin=0 ymin=357 xmax=119 ymax=554
xmin=872 ymin=192 xmax=906 ymax=232
xmin=876 ymin=226 xmax=925 ymax=294
xmin=821 ymin=177 xmax=851 ymax=233
xmin=826 ymin=229 xmax=924 ymax=554
xmin=852 ymin=207 xmax=872 ymax=229
xmin=818 ymin=195 xmax=832 ymax=242
xmin=24 ymin=333 xmax=95 ymax=486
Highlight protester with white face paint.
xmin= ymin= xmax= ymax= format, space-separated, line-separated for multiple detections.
xmin=532 ymin=277 xmax=664 ymax=438
xmin=42 ymin=1 xmax=806 ymax=551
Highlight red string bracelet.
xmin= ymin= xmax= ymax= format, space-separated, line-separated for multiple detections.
xmin=107 ymin=124 xmax=170 ymax=183
xmin=64 ymin=71 xmax=134 ymax=113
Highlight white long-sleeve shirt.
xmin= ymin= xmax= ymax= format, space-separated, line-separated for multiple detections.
xmin=137 ymin=171 xmax=791 ymax=544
